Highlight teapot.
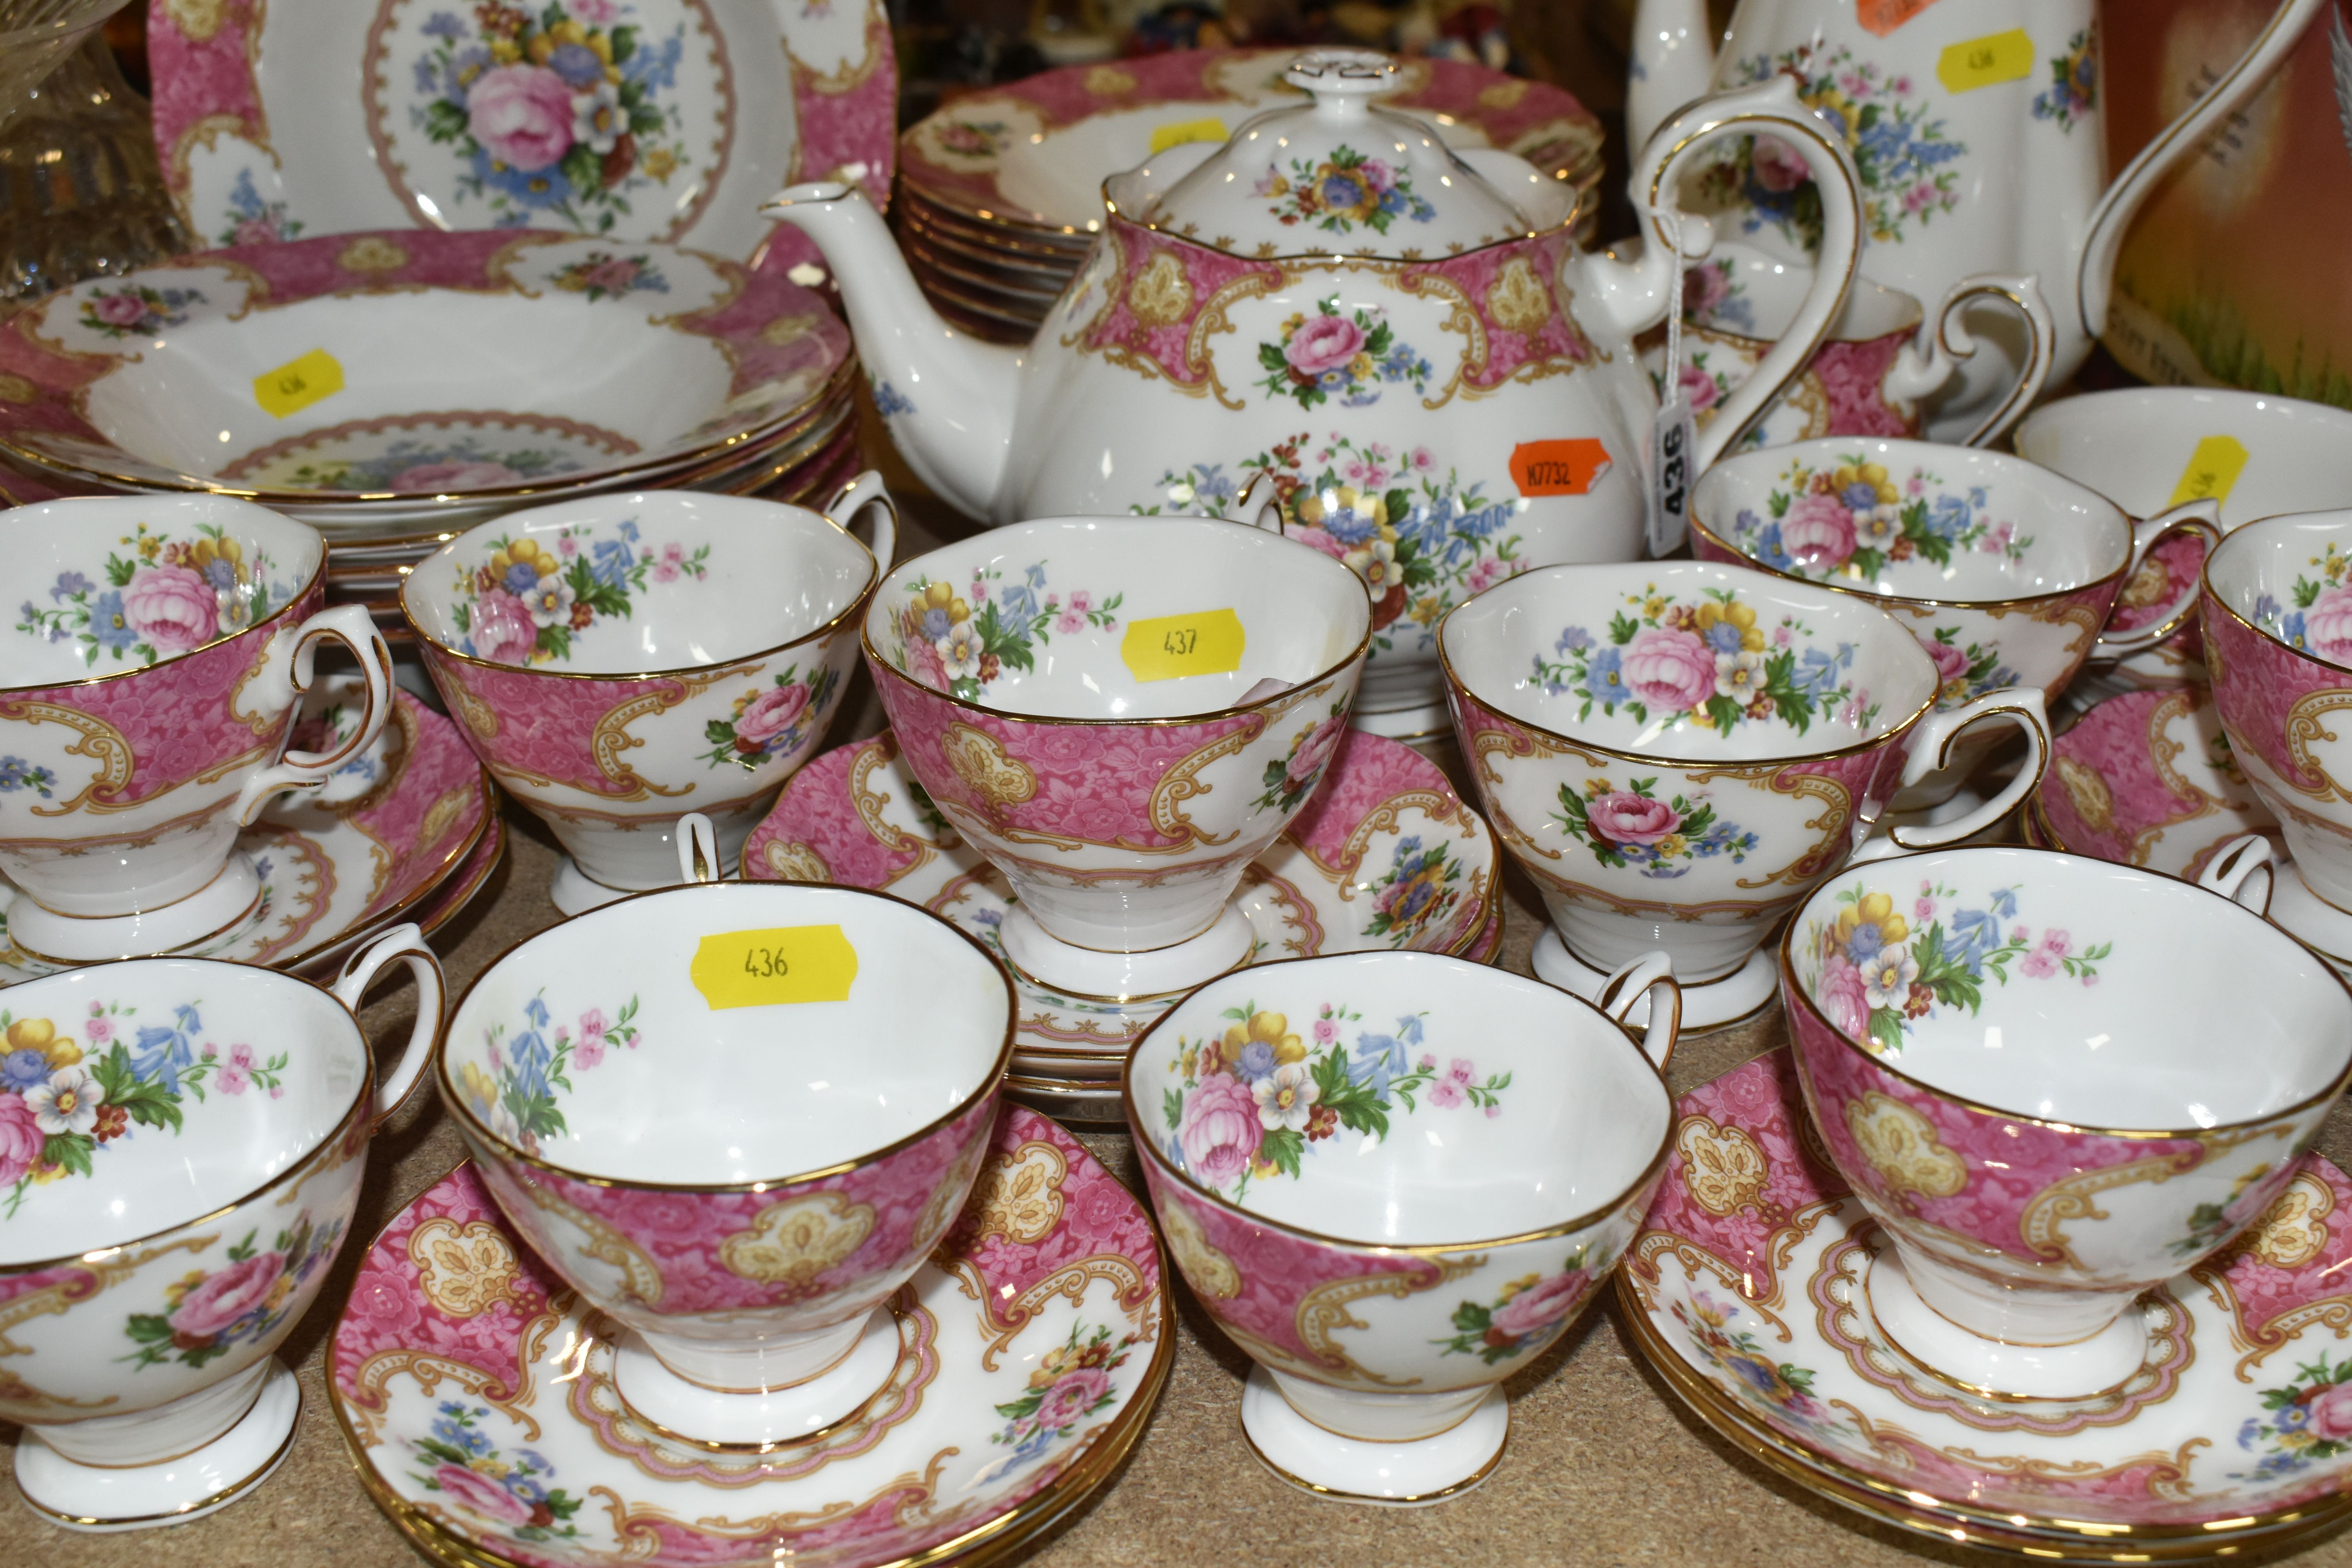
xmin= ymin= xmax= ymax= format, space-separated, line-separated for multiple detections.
xmin=1624 ymin=0 xmax=2325 ymax=439
xmin=765 ymin=51 xmax=1865 ymax=731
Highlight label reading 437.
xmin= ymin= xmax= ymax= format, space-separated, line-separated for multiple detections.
xmin=690 ymin=925 xmax=858 ymax=1010
xmin=1121 ymin=609 xmax=1247 ymax=682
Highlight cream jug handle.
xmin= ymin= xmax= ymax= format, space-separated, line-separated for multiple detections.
xmin=331 ymin=923 xmax=446 ymax=1127
xmin=1626 ymin=77 xmax=1866 ymax=469
xmin=676 ymin=811 xmax=721 ymax=886
xmin=1886 ymin=275 xmax=2057 ymax=450
xmin=2079 ymin=0 xmax=2327 ymax=342
xmin=1595 ymin=951 xmax=1682 ymax=1071
xmin=2198 ymin=833 xmax=2276 ymax=916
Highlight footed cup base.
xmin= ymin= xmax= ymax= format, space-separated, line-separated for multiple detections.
xmin=8 ymin=854 xmax=263 ymax=963
xmin=612 ymin=1307 xmax=900 ymax=1446
xmin=1533 ymin=929 xmax=1774 ymax=1033
xmin=1239 ymin=1366 xmax=1506 ymax=1506
xmin=1866 ymin=1247 xmax=2148 ymax=1400
xmin=15 ymin=1358 xmax=299 ymax=1531
xmin=999 ymin=901 xmax=1252 ymax=1001
xmin=550 ymin=855 xmax=739 ymax=916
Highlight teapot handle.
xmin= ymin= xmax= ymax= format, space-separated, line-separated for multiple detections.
xmin=1626 ymin=76 xmax=1865 ymax=470
xmin=2080 ymin=0 xmax=2326 ymax=341
xmin=1885 ymin=274 xmax=2057 ymax=450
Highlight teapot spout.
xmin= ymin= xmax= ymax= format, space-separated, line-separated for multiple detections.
xmin=763 ymin=182 xmax=1021 ymax=519
xmin=2078 ymin=0 xmax=2324 ymax=342
xmin=1625 ymin=0 xmax=1718 ymax=151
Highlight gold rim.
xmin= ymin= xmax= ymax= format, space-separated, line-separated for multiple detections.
xmin=1101 ymin=192 xmax=1586 ymax=266
xmin=863 ymin=524 xmax=1372 ymax=729
xmin=1775 ymin=849 xmax=2352 ymax=1141
xmin=1237 ymin=1401 xmax=1507 ymax=1501
xmin=1120 ymin=949 xmax=1675 ymax=1254
xmin=327 ymin=1156 xmax=1176 ymax=1568
xmin=18 ymin=1376 xmax=303 ymax=1526
xmin=2201 ymin=519 xmax=2352 ymax=679
xmin=434 ymin=882 xmax=1018 ymax=1193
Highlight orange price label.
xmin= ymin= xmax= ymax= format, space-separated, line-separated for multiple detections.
xmin=1510 ymin=439 xmax=1612 ymax=498
xmin=1856 ymin=0 xmax=1943 ymax=38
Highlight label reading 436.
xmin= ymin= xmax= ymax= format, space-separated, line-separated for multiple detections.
xmin=690 ymin=924 xmax=858 ymax=1010
xmin=1121 ymin=609 xmax=1247 ymax=682
xmin=2166 ymin=435 xmax=2250 ymax=510
xmin=253 ymin=348 xmax=346 ymax=419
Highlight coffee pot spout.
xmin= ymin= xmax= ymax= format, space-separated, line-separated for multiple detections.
xmin=762 ymin=182 xmax=1021 ymax=519
xmin=1625 ymin=0 xmax=1719 ymax=151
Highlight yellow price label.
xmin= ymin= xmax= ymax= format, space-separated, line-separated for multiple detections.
xmin=252 ymin=348 xmax=345 ymax=419
xmin=1120 ymin=609 xmax=1247 ymax=683
xmin=1936 ymin=29 xmax=2035 ymax=93
xmin=689 ymin=925 xmax=858 ymax=1011
xmin=2166 ymin=435 xmax=2250 ymax=510
xmin=1149 ymin=117 xmax=1230 ymax=155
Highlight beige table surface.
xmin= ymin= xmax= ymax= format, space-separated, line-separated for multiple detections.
xmin=12 ymin=456 xmax=2352 ymax=1568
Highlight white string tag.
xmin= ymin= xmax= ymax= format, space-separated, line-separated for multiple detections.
xmin=1648 ymin=212 xmax=1697 ymax=558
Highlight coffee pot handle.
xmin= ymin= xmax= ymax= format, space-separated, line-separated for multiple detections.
xmin=332 ymin=922 xmax=446 ymax=1127
xmin=2089 ymin=501 xmax=2223 ymax=659
xmin=677 ymin=811 xmax=722 ymax=885
xmin=1885 ymin=274 xmax=2057 ymax=449
xmin=2198 ymin=833 xmax=2276 ymax=916
xmin=1595 ymin=950 xmax=1682 ymax=1071
xmin=231 ymin=604 xmax=397 ymax=825
xmin=825 ymin=470 xmax=899 ymax=573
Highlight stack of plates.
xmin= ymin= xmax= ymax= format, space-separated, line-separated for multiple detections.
xmin=893 ymin=47 xmax=1605 ymax=343
xmin=0 ymin=228 xmax=859 ymax=640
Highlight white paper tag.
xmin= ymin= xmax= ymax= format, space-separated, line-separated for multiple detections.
xmin=1648 ymin=395 xmax=1696 ymax=557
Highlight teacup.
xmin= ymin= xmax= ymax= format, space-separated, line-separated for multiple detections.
xmin=1439 ymin=560 xmax=2047 ymax=1027
xmin=438 ymin=879 xmax=1013 ymax=1445
xmin=403 ymin=477 xmax=897 ymax=914
xmin=1782 ymin=846 xmax=2352 ymax=1398
xmin=0 ymin=495 xmax=394 ymax=960
xmin=2202 ymin=509 xmax=2352 ymax=911
xmin=2016 ymin=388 xmax=2352 ymax=685
xmin=1125 ymin=948 xmax=1679 ymax=1502
xmin=1650 ymin=245 xmax=2055 ymax=454
xmin=0 ymin=924 xmax=443 ymax=1529
xmin=1691 ymin=438 xmax=2214 ymax=806
xmin=862 ymin=516 xmax=1371 ymax=998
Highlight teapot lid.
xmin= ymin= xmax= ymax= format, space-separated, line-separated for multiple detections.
xmin=1109 ymin=49 xmax=1568 ymax=258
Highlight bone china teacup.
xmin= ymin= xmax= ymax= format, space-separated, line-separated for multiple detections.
xmin=2202 ymin=510 xmax=2352 ymax=911
xmin=402 ymin=478 xmax=897 ymax=915
xmin=1439 ymin=561 xmax=2048 ymax=1024
xmin=1783 ymin=847 xmax=2352 ymax=1399
xmin=0 ymin=495 xmax=394 ymax=961
xmin=0 ymin=925 xmax=443 ymax=1530
xmin=1125 ymin=948 xmax=1679 ymax=1502
xmin=862 ymin=516 xmax=1370 ymax=994
xmin=1691 ymin=439 xmax=2215 ymax=804
xmin=438 ymin=880 xmax=1013 ymax=1445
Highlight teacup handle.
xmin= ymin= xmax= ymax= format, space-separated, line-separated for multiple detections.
xmin=1595 ymin=950 xmax=1682 ymax=1071
xmin=331 ymin=922 xmax=445 ymax=1126
xmin=231 ymin=604 xmax=396 ymax=826
xmin=1882 ymin=274 xmax=2057 ymax=450
xmin=824 ymin=469 xmax=898 ymax=573
xmin=1855 ymin=689 xmax=2052 ymax=858
xmin=2198 ymin=832 xmax=2276 ymax=915
xmin=2089 ymin=500 xmax=2224 ymax=659
xmin=677 ymin=811 xmax=721 ymax=885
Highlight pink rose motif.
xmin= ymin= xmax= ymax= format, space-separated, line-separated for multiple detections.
xmin=94 ymin=292 xmax=147 ymax=327
xmin=1285 ymin=314 xmax=1368 ymax=377
xmin=217 ymin=1065 xmax=249 ymax=1095
xmin=1312 ymin=1018 xmax=1337 ymax=1044
xmin=1677 ymin=361 xmax=1719 ymax=412
xmin=1464 ymin=556 xmax=1510 ymax=595
xmin=1750 ymin=134 xmax=1811 ymax=194
xmin=1429 ymin=1078 xmax=1464 ymax=1108
xmin=85 ymin=1018 xmax=111 ymax=1044
xmin=389 ymin=460 xmax=523 ymax=492
xmin=579 ymin=1008 xmax=606 ymax=1042
xmin=2305 ymin=585 xmax=2352 ymax=666
xmin=1289 ymin=526 xmax=1350 ymax=563
xmin=167 ymin=1250 xmax=286 ymax=1338
xmin=1586 ymin=790 xmax=1682 ymax=848
xmin=573 ymin=1039 xmax=605 ymax=1071
xmin=1919 ymin=636 xmax=1971 ymax=686
xmin=1067 ymin=590 xmax=1093 ymax=613
xmin=557 ymin=535 xmax=578 ymax=557
xmin=582 ymin=258 xmax=640 ymax=295
xmin=232 ymin=219 xmax=281 ymax=247
xmin=465 ymin=64 xmax=577 ymax=172
xmin=468 ymin=586 xmax=539 ymax=666
xmin=1035 ymin=1367 xmax=1113 ymax=1428
xmin=1491 ymin=1270 xmax=1591 ymax=1339
xmin=431 ymin=1463 xmax=534 ymax=1525
xmin=1681 ymin=263 xmax=1730 ymax=319
xmin=123 ymin=564 xmax=220 ymax=654
xmin=1056 ymin=611 xmax=1086 ymax=635
xmin=1817 ymin=955 xmax=1870 ymax=1039
xmin=1283 ymin=715 xmax=1347 ymax=791
xmin=1780 ymin=494 xmax=1858 ymax=568
xmin=736 ymin=684 xmax=811 ymax=746
xmin=1622 ymin=627 xmax=1717 ymax=714
xmin=1177 ymin=1076 xmax=1263 ymax=1190
xmin=0 ymin=1092 xmax=41 ymax=1187
xmin=2310 ymin=1383 xmax=2352 ymax=1442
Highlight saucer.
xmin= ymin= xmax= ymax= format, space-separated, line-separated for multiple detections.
xmin=0 ymin=678 xmax=493 ymax=981
xmin=740 ymin=727 xmax=1501 ymax=1120
xmin=2031 ymin=686 xmax=2278 ymax=885
xmin=1619 ymin=1048 xmax=2352 ymax=1557
xmin=329 ymin=1107 xmax=1172 ymax=1568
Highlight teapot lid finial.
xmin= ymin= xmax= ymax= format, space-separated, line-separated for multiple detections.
xmin=1283 ymin=48 xmax=1396 ymax=98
